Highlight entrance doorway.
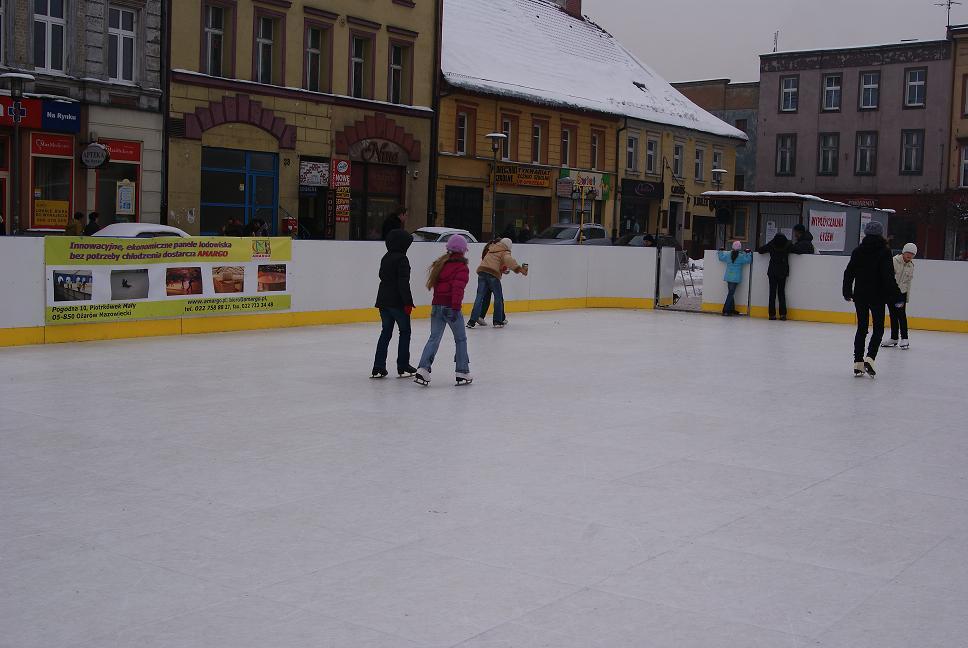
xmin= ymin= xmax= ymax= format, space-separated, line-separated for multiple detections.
xmin=444 ymin=186 xmax=483 ymax=240
xmin=350 ymin=163 xmax=405 ymax=240
xmin=200 ymin=148 xmax=279 ymax=235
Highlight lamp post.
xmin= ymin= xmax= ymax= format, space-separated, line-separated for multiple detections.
xmin=484 ymin=132 xmax=508 ymax=239
xmin=711 ymin=168 xmax=728 ymax=192
xmin=2 ymin=73 xmax=35 ymax=235
xmin=710 ymin=168 xmax=729 ymax=250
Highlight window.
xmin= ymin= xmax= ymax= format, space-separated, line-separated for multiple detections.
xmin=961 ymin=146 xmax=968 ymax=188
xmin=255 ymin=16 xmax=277 ymax=84
xmin=531 ymin=121 xmax=544 ymax=164
xmin=780 ymin=75 xmax=799 ymax=112
xmin=646 ymin=138 xmax=658 ymax=174
xmin=776 ymin=134 xmax=796 ymax=176
xmin=0 ymin=0 xmax=4 ymax=64
xmin=388 ymin=42 xmax=412 ymax=104
xmin=204 ymin=5 xmax=226 ymax=76
xmin=33 ymin=0 xmax=66 ymax=72
xmin=905 ymin=68 xmax=926 ymax=107
xmin=304 ymin=24 xmax=331 ymax=92
xmin=590 ymin=132 xmax=599 ymax=170
xmin=673 ymin=143 xmax=684 ymax=177
xmin=818 ymin=133 xmax=839 ymax=175
xmin=560 ymin=126 xmax=575 ymax=167
xmin=501 ymin=116 xmax=513 ymax=160
xmin=855 ymin=132 xmax=877 ymax=175
xmin=900 ymin=129 xmax=924 ymax=174
xmin=350 ymin=34 xmax=373 ymax=99
xmin=712 ymin=150 xmax=723 ymax=174
xmin=694 ymin=146 xmax=705 ymax=181
xmin=822 ymin=74 xmax=841 ymax=111
xmin=733 ymin=208 xmax=747 ymax=239
xmin=30 ymin=133 xmax=74 ymax=230
xmin=626 ymin=136 xmax=638 ymax=171
xmin=860 ymin=71 xmax=879 ymax=109
xmin=456 ymin=112 xmax=468 ymax=155
xmin=96 ymin=140 xmax=142 ymax=225
xmin=735 ymin=118 xmax=748 ymax=134
xmin=108 ymin=6 xmax=136 ymax=82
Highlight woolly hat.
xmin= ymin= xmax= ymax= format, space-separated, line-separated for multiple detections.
xmin=446 ymin=236 xmax=468 ymax=254
xmin=864 ymin=220 xmax=885 ymax=237
xmin=793 ymin=223 xmax=806 ymax=233
xmin=500 ymin=237 xmax=513 ymax=251
xmin=902 ymin=242 xmax=918 ymax=255
xmin=731 ymin=240 xmax=742 ymax=250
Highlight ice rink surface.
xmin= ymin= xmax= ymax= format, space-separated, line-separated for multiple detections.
xmin=2 ymin=309 xmax=967 ymax=647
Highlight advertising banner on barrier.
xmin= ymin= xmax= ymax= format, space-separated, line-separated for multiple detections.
xmin=45 ymin=237 xmax=292 ymax=325
xmin=808 ymin=210 xmax=847 ymax=252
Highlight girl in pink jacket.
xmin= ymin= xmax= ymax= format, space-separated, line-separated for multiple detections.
xmin=415 ymin=237 xmax=472 ymax=386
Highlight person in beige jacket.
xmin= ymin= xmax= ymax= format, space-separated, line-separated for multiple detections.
xmin=467 ymin=238 xmax=528 ymax=328
xmin=883 ymin=242 xmax=916 ymax=349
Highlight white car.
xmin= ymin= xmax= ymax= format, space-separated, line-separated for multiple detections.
xmin=411 ymin=227 xmax=479 ymax=244
xmin=92 ymin=223 xmax=191 ymax=238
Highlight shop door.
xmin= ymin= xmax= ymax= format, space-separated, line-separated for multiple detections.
xmin=200 ymin=148 xmax=278 ymax=235
xmin=350 ymin=163 xmax=404 ymax=240
xmin=444 ymin=186 xmax=484 ymax=240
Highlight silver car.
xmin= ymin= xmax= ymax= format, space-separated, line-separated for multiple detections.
xmin=528 ymin=223 xmax=611 ymax=245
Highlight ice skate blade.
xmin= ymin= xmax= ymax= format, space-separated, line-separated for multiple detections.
xmin=455 ymin=379 xmax=473 ymax=386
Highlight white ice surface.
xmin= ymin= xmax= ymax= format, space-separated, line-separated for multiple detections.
xmin=442 ymin=0 xmax=747 ymax=141
xmin=2 ymin=310 xmax=967 ymax=647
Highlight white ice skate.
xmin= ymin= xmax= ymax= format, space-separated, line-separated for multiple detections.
xmin=414 ymin=368 xmax=431 ymax=386
xmin=881 ymin=339 xmax=898 ymax=348
xmin=455 ymin=372 xmax=474 ymax=386
xmin=900 ymin=339 xmax=910 ymax=350
xmin=863 ymin=356 xmax=877 ymax=378
xmin=853 ymin=361 xmax=865 ymax=377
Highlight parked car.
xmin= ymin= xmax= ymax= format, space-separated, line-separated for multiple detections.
xmin=614 ymin=233 xmax=680 ymax=248
xmin=528 ymin=223 xmax=612 ymax=245
xmin=411 ymin=227 xmax=479 ymax=244
xmin=92 ymin=223 xmax=191 ymax=238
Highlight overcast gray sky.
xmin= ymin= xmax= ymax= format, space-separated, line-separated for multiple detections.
xmin=582 ymin=0 xmax=967 ymax=83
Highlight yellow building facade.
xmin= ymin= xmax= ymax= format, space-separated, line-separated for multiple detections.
xmin=436 ymin=92 xmax=618 ymax=240
xmin=167 ymin=0 xmax=438 ymax=239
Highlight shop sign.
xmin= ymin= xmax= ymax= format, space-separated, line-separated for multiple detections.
xmin=0 ymin=97 xmax=42 ymax=129
xmin=34 ymin=199 xmax=70 ymax=229
xmin=101 ymin=139 xmax=142 ymax=163
xmin=670 ymin=185 xmax=686 ymax=196
xmin=299 ymin=160 xmax=330 ymax=187
xmin=116 ymin=180 xmax=136 ymax=216
xmin=331 ymin=158 xmax=352 ymax=223
xmin=41 ymin=101 xmax=81 ymax=133
xmin=556 ymin=177 xmax=575 ymax=198
xmin=809 ymin=209 xmax=847 ymax=252
xmin=31 ymin=133 xmax=74 ymax=157
xmin=621 ymin=179 xmax=664 ymax=200
xmin=560 ymin=169 xmax=609 ymax=199
xmin=848 ymin=198 xmax=878 ymax=208
xmin=496 ymin=164 xmax=552 ymax=188
xmin=348 ymin=139 xmax=408 ymax=165
xmin=80 ymin=143 xmax=111 ymax=169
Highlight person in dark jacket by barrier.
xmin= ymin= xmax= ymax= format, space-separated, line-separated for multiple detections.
xmin=381 ymin=207 xmax=408 ymax=241
xmin=757 ymin=232 xmax=793 ymax=320
xmin=843 ymin=220 xmax=903 ymax=378
xmin=791 ymin=224 xmax=815 ymax=254
xmin=372 ymin=229 xmax=416 ymax=378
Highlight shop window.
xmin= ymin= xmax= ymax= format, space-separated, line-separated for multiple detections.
xmin=108 ymin=5 xmax=137 ymax=82
xmin=254 ymin=13 xmax=284 ymax=85
xmin=0 ymin=137 xmax=7 ymax=170
xmin=203 ymin=3 xmax=234 ymax=77
xmin=818 ymin=133 xmax=839 ymax=176
xmin=96 ymin=140 xmax=142 ymax=226
xmin=304 ymin=22 xmax=332 ymax=92
xmin=860 ymin=71 xmax=879 ymax=110
xmin=501 ymin=115 xmax=515 ymax=161
xmin=388 ymin=41 xmax=412 ymax=105
xmin=900 ymin=129 xmax=924 ymax=174
xmin=200 ymin=147 xmax=278 ymax=235
xmin=350 ymin=33 xmax=374 ymax=99
xmin=30 ymin=133 xmax=74 ymax=231
xmin=905 ymin=68 xmax=926 ymax=108
xmin=34 ymin=0 xmax=66 ymax=72
xmin=673 ymin=143 xmax=684 ymax=177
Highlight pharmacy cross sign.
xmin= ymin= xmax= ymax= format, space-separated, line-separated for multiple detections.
xmin=7 ymin=102 xmax=27 ymax=124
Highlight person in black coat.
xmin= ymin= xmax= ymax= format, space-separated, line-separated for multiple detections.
xmin=381 ymin=207 xmax=408 ymax=241
xmin=372 ymin=229 xmax=417 ymax=378
xmin=757 ymin=232 xmax=793 ymax=320
xmin=843 ymin=220 xmax=904 ymax=376
xmin=791 ymin=223 xmax=815 ymax=254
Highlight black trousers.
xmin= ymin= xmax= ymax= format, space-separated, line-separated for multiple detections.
xmin=768 ymin=274 xmax=787 ymax=318
xmin=888 ymin=293 xmax=909 ymax=340
xmin=854 ymin=300 xmax=885 ymax=362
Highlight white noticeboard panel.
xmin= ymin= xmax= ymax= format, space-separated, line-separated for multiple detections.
xmin=116 ymin=181 xmax=136 ymax=216
xmin=809 ymin=209 xmax=847 ymax=252
xmin=859 ymin=212 xmax=872 ymax=244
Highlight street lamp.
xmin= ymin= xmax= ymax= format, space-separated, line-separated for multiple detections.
xmin=2 ymin=73 xmax=35 ymax=235
xmin=484 ymin=132 xmax=507 ymax=239
xmin=711 ymin=168 xmax=728 ymax=192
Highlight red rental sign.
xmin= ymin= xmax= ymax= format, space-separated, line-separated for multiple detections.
xmin=31 ymin=133 xmax=74 ymax=157
xmin=100 ymin=139 xmax=142 ymax=162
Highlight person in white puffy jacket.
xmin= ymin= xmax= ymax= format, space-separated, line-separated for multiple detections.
xmin=883 ymin=242 xmax=917 ymax=350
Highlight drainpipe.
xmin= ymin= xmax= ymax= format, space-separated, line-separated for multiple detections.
xmin=612 ymin=116 xmax=628 ymax=239
xmin=161 ymin=0 xmax=171 ymax=225
xmin=427 ymin=0 xmax=443 ymax=226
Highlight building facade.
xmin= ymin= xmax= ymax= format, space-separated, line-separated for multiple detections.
xmin=758 ymin=41 xmax=952 ymax=257
xmin=673 ymin=79 xmax=759 ymax=191
xmin=166 ymin=0 xmax=439 ymax=239
xmin=945 ymin=25 xmax=968 ymax=260
xmin=0 ymin=0 xmax=164 ymax=234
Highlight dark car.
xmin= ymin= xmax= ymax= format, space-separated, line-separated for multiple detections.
xmin=614 ymin=233 xmax=679 ymax=248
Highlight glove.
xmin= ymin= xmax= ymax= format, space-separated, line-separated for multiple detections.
xmin=443 ymin=307 xmax=459 ymax=323
xmin=895 ymin=302 xmax=905 ymax=309
xmin=404 ymin=305 xmax=414 ymax=315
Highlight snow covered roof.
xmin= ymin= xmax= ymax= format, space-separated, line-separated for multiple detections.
xmin=441 ymin=0 xmax=747 ymax=141
xmin=702 ymin=191 xmax=895 ymax=213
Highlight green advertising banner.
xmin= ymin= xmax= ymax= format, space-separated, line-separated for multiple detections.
xmin=45 ymin=237 xmax=293 ymax=325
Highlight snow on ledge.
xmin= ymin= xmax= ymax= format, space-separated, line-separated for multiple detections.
xmin=702 ymin=191 xmax=895 ymax=213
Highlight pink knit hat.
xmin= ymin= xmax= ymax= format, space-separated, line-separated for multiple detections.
xmin=731 ymin=240 xmax=742 ymax=250
xmin=446 ymin=236 xmax=468 ymax=254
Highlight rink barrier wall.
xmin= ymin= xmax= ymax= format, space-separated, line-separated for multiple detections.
xmin=701 ymin=250 xmax=968 ymax=333
xmin=0 ymin=240 xmax=657 ymax=346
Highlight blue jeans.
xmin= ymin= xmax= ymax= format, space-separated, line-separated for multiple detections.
xmin=470 ymin=273 xmax=504 ymax=323
xmin=373 ymin=308 xmax=411 ymax=371
xmin=418 ymin=305 xmax=470 ymax=374
xmin=723 ymin=282 xmax=739 ymax=313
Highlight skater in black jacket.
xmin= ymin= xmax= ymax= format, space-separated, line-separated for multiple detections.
xmin=757 ymin=232 xmax=793 ymax=320
xmin=843 ymin=220 xmax=903 ymax=377
xmin=372 ymin=229 xmax=417 ymax=378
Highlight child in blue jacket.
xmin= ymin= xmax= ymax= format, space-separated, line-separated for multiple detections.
xmin=717 ymin=241 xmax=752 ymax=316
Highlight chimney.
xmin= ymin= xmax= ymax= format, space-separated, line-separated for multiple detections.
xmin=552 ymin=0 xmax=582 ymax=19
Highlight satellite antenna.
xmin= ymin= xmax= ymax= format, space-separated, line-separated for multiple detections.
xmin=936 ymin=0 xmax=962 ymax=27
xmin=773 ymin=30 xmax=779 ymax=53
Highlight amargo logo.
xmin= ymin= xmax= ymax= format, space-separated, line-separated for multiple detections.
xmin=252 ymin=239 xmax=271 ymax=259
